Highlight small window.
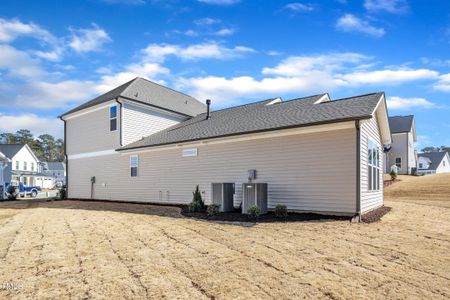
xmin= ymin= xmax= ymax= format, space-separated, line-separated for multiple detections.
xmin=130 ymin=155 xmax=138 ymax=177
xmin=110 ymin=106 xmax=117 ymax=131
xmin=419 ymin=163 xmax=423 ymax=169
xmin=444 ymin=161 xmax=446 ymax=167
xmin=395 ymin=157 xmax=402 ymax=169
xmin=15 ymin=161 xmax=19 ymax=170
xmin=31 ymin=162 xmax=34 ymax=171
xmin=368 ymin=139 xmax=381 ymax=191
xmin=24 ymin=162 xmax=27 ymax=171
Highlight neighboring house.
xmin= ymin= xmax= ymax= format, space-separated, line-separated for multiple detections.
xmin=0 ymin=151 xmax=11 ymax=199
xmin=417 ymin=152 xmax=450 ymax=175
xmin=0 ymin=144 xmax=53 ymax=188
xmin=60 ymin=77 xmax=392 ymax=217
xmin=41 ymin=162 xmax=66 ymax=187
xmin=385 ymin=115 xmax=417 ymax=175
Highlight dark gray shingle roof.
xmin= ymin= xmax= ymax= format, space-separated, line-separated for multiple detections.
xmin=118 ymin=92 xmax=384 ymax=151
xmin=0 ymin=144 xmax=25 ymax=159
xmin=43 ymin=162 xmax=65 ymax=171
xmin=60 ymin=77 xmax=206 ymax=118
xmin=418 ymin=151 xmax=449 ymax=171
xmin=389 ymin=115 xmax=414 ymax=134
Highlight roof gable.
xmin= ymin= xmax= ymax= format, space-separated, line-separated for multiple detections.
xmin=0 ymin=144 xmax=25 ymax=159
xmin=119 ymin=92 xmax=385 ymax=151
xmin=60 ymin=77 xmax=206 ymax=118
xmin=389 ymin=115 xmax=414 ymax=134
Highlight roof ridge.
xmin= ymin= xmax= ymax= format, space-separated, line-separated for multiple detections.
xmin=120 ymin=77 xmax=140 ymax=96
xmin=136 ymin=77 xmax=199 ymax=101
xmin=328 ymin=92 xmax=382 ymax=103
xmin=206 ymin=97 xmax=281 ymax=113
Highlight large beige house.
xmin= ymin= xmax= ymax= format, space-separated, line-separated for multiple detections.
xmin=60 ymin=77 xmax=391 ymax=217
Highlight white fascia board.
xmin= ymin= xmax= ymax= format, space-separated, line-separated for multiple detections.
xmin=62 ymin=100 xmax=117 ymax=120
xmin=371 ymin=94 xmax=392 ymax=145
xmin=68 ymin=149 xmax=117 ymax=160
xmin=119 ymin=121 xmax=355 ymax=155
xmin=120 ymin=98 xmax=189 ymax=120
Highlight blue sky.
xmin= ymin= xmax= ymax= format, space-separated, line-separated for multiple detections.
xmin=0 ymin=0 xmax=449 ymax=148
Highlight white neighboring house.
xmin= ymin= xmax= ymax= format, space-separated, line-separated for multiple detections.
xmin=417 ymin=152 xmax=450 ymax=175
xmin=60 ymin=77 xmax=392 ymax=217
xmin=0 ymin=151 xmax=11 ymax=199
xmin=385 ymin=115 xmax=417 ymax=175
xmin=41 ymin=162 xmax=66 ymax=187
xmin=0 ymin=144 xmax=53 ymax=188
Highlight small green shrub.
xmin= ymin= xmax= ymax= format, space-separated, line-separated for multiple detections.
xmin=389 ymin=170 xmax=397 ymax=181
xmin=274 ymin=204 xmax=288 ymax=218
xmin=189 ymin=185 xmax=204 ymax=212
xmin=58 ymin=187 xmax=66 ymax=200
xmin=207 ymin=204 xmax=220 ymax=216
xmin=247 ymin=205 xmax=261 ymax=218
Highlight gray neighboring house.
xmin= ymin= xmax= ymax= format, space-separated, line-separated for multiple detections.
xmin=60 ymin=77 xmax=392 ymax=217
xmin=385 ymin=115 xmax=417 ymax=175
xmin=42 ymin=162 xmax=66 ymax=186
xmin=417 ymin=151 xmax=450 ymax=175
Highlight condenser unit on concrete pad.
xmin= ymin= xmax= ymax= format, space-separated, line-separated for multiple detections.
xmin=242 ymin=183 xmax=268 ymax=214
xmin=211 ymin=183 xmax=235 ymax=212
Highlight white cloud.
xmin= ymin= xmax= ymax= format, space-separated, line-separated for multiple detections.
xmin=0 ymin=113 xmax=63 ymax=138
xmin=142 ymin=42 xmax=255 ymax=62
xmin=194 ymin=18 xmax=221 ymax=26
xmin=0 ymin=44 xmax=46 ymax=78
xmin=364 ymin=0 xmax=409 ymax=14
xmin=283 ymin=2 xmax=314 ymax=12
xmin=213 ymin=28 xmax=235 ymax=36
xmin=433 ymin=73 xmax=450 ymax=92
xmin=197 ymin=0 xmax=240 ymax=5
xmin=69 ymin=24 xmax=112 ymax=53
xmin=339 ymin=68 xmax=439 ymax=85
xmin=336 ymin=14 xmax=385 ymax=37
xmin=387 ymin=96 xmax=435 ymax=110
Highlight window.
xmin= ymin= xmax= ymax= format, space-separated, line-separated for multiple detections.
xmin=110 ymin=106 xmax=117 ymax=131
xmin=31 ymin=162 xmax=34 ymax=171
xmin=130 ymin=155 xmax=138 ymax=177
xmin=24 ymin=162 xmax=27 ymax=171
xmin=368 ymin=139 xmax=381 ymax=191
xmin=395 ymin=157 xmax=402 ymax=169
xmin=419 ymin=163 xmax=423 ymax=169
xmin=15 ymin=161 xmax=19 ymax=170
xmin=444 ymin=161 xmax=446 ymax=167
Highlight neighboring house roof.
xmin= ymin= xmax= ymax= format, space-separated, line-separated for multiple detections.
xmin=0 ymin=151 xmax=11 ymax=162
xmin=389 ymin=115 xmax=414 ymax=134
xmin=0 ymin=144 xmax=25 ymax=159
xmin=60 ymin=77 xmax=206 ymax=118
xmin=43 ymin=162 xmax=65 ymax=171
xmin=417 ymin=152 xmax=448 ymax=170
xmin=119 ymin=92 xmax=385 ymax=151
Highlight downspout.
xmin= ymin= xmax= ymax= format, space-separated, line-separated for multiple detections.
xmin=116 ymin=98 xmax=123 ymax=146
xmin=59 ymin=117 xmax=68 ymax=197
xmin=355 ymin=120 xmax=361 ymax=221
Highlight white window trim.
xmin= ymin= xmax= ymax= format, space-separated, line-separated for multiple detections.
xmin=368 ymin=138 xmax=381 ymax=192
xmin=130 ymin=155 xmax=138 ymax=177
xmin=110 ymin=105 xmax=118 ymax=132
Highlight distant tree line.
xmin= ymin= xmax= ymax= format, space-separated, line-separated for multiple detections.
xmin=421 ymin=146 xmax=450 ymax=153
xmin=0 ymin=129 xmax=64 ymax=162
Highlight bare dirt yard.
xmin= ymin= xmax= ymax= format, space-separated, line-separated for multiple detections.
xmin=0 ymin=174 xmax=449 ymax=299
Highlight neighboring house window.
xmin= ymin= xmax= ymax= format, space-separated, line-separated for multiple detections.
xmin=130 ymin=155 xmax=138 ymax=177
xmin=15 ymin=161 xmax=19 ymax=170
xmin=419 ymin=163 xmax=423 ymax=169
xmin=368 ymin=139 xmax=380 ymax=191
xmin=31 ymin=162 xmax=34 ymax=171
xmin=395 ymin=157 xmax=402 ymax=169
xmin=24 ymin=162 xmax=27 ymax=171
xmin=110 ymin=106 xmax=117 ymax=131
xmin=444 ymin=161 xmax=446 ymax=167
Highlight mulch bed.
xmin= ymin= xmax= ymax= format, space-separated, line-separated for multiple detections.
xmin=181 ymin=206 xmax=351 ymax=223
xmin=361 ymin=206 xmax=392 ymax=223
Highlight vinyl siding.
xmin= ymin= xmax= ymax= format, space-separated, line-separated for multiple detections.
xmin=68 ymin=128 xmax=357 ymax=214
xmin=407 ymin=132 xmax=416 ymax=172
xmin=360 ymin=117 xmax=384 ymax=213
xmin=385 ymin=133 xmax=408 ymax=174
xmin=122 ymin=102 xmax=185 ymax=146
xmin=66 ymin=103 xmax=120 ymax=155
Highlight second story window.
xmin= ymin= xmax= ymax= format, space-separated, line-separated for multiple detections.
xmin=24 ymin=161 xmax=27 ymax=171
xmin=110 ymin=106 xmax=117 ymax=131
xmin=31 ymin=162 xmax=34 ymax=171
xmin=16 ymin=161 xmax=19 ymax=170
